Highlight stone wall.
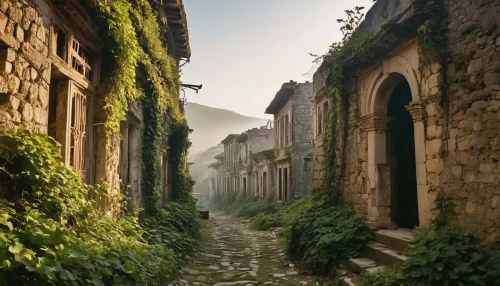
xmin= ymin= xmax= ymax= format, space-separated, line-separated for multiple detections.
xmin=441 ymin=0 xmax=500 ymax=240
xmin=291 ymin=82 xmax=313 ymax=198
xmin=0 ymin=0 xmax=50 ymax=133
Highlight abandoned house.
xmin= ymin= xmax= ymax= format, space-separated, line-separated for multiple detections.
xmin=313 ymin=0 xmax=500 ymax=240
xmin=0 ymin=0 xmax=190 ymax=215
xmin=250 ymin=149 xmax=276 ymax=199
xmin=208 ymin=152 xmax=224 ymax=197
xmin=265 ymin=81 xmax=313 ymax=202
xmin=211 ymin=126 xmax=275 ymax=196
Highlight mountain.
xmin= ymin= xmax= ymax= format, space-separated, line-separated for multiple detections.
xmin=185 ymin=102 xmax=270 ymax=152
xmin=185 ymin=103 xmax=269 ymax=198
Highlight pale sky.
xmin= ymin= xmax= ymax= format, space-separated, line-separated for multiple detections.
xmin=181 ymin=0 xmax=373 ymax=118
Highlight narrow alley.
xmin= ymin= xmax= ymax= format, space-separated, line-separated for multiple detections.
xmin=173 ymin=214 xmax=324 ymax=286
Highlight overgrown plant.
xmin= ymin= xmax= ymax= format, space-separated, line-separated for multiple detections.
xmin=0 ymin=129 xmax=178 ymax=285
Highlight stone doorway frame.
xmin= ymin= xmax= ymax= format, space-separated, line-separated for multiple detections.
xmin=361 ymin=56 xmax=430 ymax=228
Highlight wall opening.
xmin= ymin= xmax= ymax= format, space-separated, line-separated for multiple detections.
xmin=278 ymin=168 xmax=282 ymax=200
xmin=387 ymin=79 xmax=419 ymax=228
xmin=263 ymin=172 xmax=267 ymax=197
xmin=284 ymin=167 xmax=288 ymax=202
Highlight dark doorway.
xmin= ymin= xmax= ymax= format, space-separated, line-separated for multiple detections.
xmin=278 ymin=168 xmax=283 ymax=201
xmin=387 ymin=79 xmax=419 ymax=228
xmin=284 ymin=168 xmax=288 ymax=202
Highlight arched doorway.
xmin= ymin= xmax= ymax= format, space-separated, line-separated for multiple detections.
xmin=387 ymin=79 xmax=419 ymax=228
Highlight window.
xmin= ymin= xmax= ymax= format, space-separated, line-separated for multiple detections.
xmin=285 ymin=114 xmax=289 ymax=146
xmin=280 ymin=116 xmax=285 ymax=148
xmin=71 ymin=39 xmax=94 ymax=82
xmin=323 ymin=101 xmax=329 ymax=134
xmin=263 ymin=172 xmax=267 ymax=197
xmin=278 ymin=168 xmax=282 ymax=201
xmin=317 ymin=106 xmax=323 ymax=135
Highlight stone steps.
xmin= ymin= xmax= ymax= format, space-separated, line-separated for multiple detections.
xmin=337 ymin=228 xmax=414 ymax=285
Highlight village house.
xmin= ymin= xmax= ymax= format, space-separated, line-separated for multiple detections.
xmin=265 ymin=80 xmax=313 ymax=202
xmin=250 ymin=149 xmax=275 ymax=199
xmin=313 ymin=0 xmax=500 ymax=240
xmin=208 ymin=152 xmax=224 ymax=197
xmin=211 ymin=126 xmax=274 ymax=196
xmin=0 ymin=0 xmax=190 ymax=215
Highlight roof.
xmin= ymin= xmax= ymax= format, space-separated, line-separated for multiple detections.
xmin=265 ymin=81 xmax=297 ymax=114
xmin=161 ymin=0 xmax=191 ymax=60
xmin=221 ymin=134 xmax=237 ymax=145
xmin=214 ymin=153 xmax=224 ymax=159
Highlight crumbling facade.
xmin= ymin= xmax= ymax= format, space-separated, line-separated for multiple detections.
xmin=0 ymin=0 xmax=190 ymax=215
xmin=314 ymin=0 xmax=500 ymax=239
xmin=212 ymin=126 xmax=275 ymax=196
xmin=208 ymin=153 xmax=224 ymax=197
xmin=265 ymin=81 xmax=313 ymax=202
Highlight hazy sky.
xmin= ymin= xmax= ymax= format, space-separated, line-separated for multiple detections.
xmin=181 ymin=0 xmax=373 ymax=118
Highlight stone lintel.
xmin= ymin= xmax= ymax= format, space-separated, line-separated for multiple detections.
xmin=360 ymin=114 xmax=392 ymax=132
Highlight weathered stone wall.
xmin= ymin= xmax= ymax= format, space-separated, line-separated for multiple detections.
xmin=441 ymin=0 xmax=500 ymax=240
xmin=291 ymin=82 xmax=313 ymax=198
xmin=0 ymin=0 xmax=50 ymax=133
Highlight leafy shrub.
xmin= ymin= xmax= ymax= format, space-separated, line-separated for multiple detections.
xmin=403 ymin=227 xmax=500 ymax=286
xmin=286 ymin=203 xmax=371 ymax=274
xmin=143 ymin=202 xmax=201 ymax=262
xmin=250 ymin=213 xmax=284 ymax=231
xmin=361 ymin=268 xmax=407 ymax=286
xmin=0 ymin=129 xmax=181 ymax=285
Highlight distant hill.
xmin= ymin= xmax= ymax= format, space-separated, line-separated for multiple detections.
xmin=185 ymin=103 xmax=269 ymax=198
xmin=188 ymin=144 xmax=224 ymax=198
xmin=185 ymin=102 xmax=270 ymax=152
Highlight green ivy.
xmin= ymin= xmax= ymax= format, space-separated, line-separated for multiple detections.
xmin=0 ymin=129 xmax=178 ymax=285
xmin=285 ymin=203 xmax=371 ymax=275
xmin=403 ymin=228 xmax=500 ymax=286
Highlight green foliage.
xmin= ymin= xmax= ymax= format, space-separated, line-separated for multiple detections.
xmin=143 ymin=202 xmax=201 ymax=263
xmin=221 ymin=192 xmax=278 ymax=219
xmin=250 ymin=213 xmax=284 ymax=231
xmin=95 ymin=0 xmax=141 ymax=136
xmin=403 ymin=228 xmax=500 ymax=286
xmin=361 ymin=268 xmax=407 ymax=286
xmin=285 ymin=199 xmax=371 ymax=275
xmin=0 ymin=129 xmax=178 ymax=285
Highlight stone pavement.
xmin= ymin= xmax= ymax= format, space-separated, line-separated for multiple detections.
xmin=171 ymin=213 xmax=329 ymax=286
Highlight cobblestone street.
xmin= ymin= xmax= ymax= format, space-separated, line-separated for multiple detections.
xmin=173 ymin=214 xmax=325 ymax=286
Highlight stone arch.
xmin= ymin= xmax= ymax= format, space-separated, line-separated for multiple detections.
xmin=362 ymin=55 xmax=430 ymax=228
xmin=365 ymin=56 xmax=420 ymax=115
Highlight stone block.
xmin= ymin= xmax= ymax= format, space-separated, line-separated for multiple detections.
xmin=426 ymin=159 xmax=444 ymax=174
xmin=477 ymin=173 xmax=497 ymax=184
xmin=492 ymin=196 xmax=500 ymax=209
xmin=479 ymin=163 xmax=496 ymax=173
xmin=0 ymin=11 xmax=7 ymax=32
xmin=20 ymin=102 xmax=33 ymax=122
xmin=6 ymin=94 xmax=20 ymax=110
xmin=33 ymin=107 xmax=46 ymax=124
xmin=23 ymin=7 xmax=36 ymax=21
xmin=472 ymin=136 xmax=488 ymax=150
xmin=428 ymin=173 xmax=439 ymax=187
xmin=464 ymin=172 xmax=476 ymax=183
xmin=465 ymin=202 xmax=477 ymax=214
xmin=7 ymin=74 xmax=20 ymax=93
xmin=471 ymin=100 xmax=488 ymax=113
xmin=451 ymin=165 xmax=463 ymax=178
xmin=0 ymin=61 xmax=12 ymax=74
xmin=0 ymin=48 xmax=16 ymax=62
xmin=0 ymin=110 xmax=11 ymax=122
xmin=7 ymin=5 xmax=22 ymax=24
xmin=484 ymin=72 xmax=500 ymax=85
xmin=426 ymin=139 xmax=442 ymax=159
xmin=467 ymin=58 xmax=483 ymax=75
xmin=473 ymin=122 xmax=483 ymax=131
xmin=457 ymin=138 xmax=472 ymax=151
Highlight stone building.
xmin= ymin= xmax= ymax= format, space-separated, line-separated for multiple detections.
xmin=313 ymin=0 xmax=500 ymax=239
xmin=265 ymin=81 xmax=313 ymax=202
xmin=250 ymin=149 xmax=276 ymax=199
xmin=208 ymin=153 xmax=224 ymax=197
xmin=216 ymin=126 xmax=275 ymax=195
xmin=0 ymin=0 xmax=190 ymax=215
